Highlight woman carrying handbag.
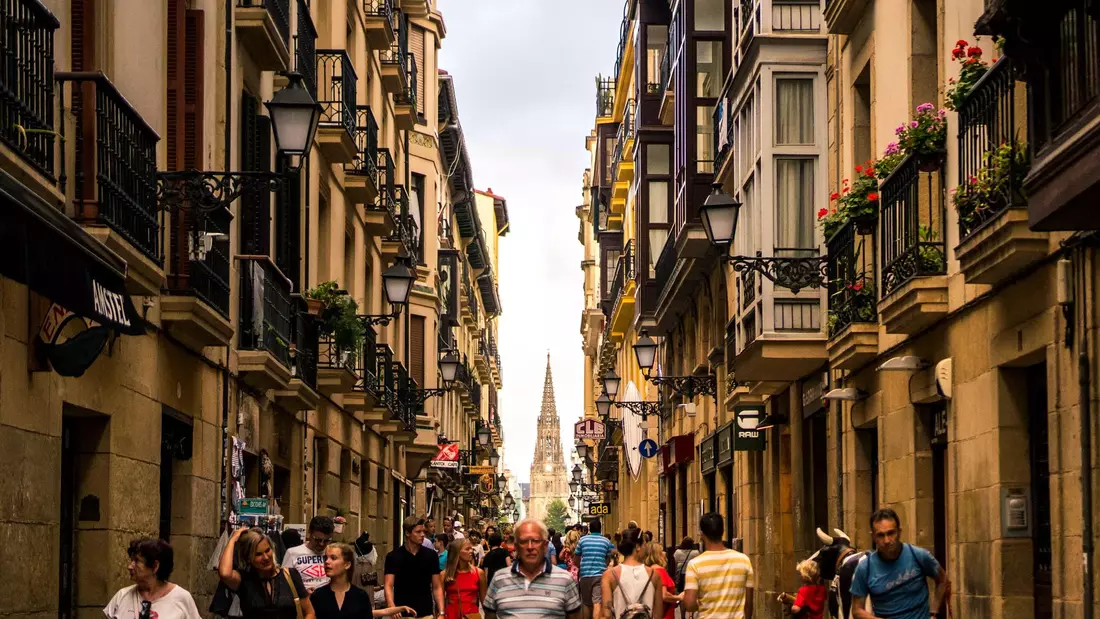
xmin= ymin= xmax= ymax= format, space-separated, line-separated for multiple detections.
xmin=442 ymin=539 xmax=486 ymax=619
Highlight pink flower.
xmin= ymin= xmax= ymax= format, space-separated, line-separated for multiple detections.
xmin=910 ymin=121 xmax=919 ymax=129
xmin=896 ymin=126 xmax=905 ymax=135
xmin=917 ymin=103 xmax=934 ymax=113
xmin=884 ymin=142 xmax=900 ymax=155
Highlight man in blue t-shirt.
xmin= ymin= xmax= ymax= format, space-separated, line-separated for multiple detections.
xmin=574 ymin=519 xmax=615 ymax=619
xmin=851 ymin=508 xmax=947 ymax=619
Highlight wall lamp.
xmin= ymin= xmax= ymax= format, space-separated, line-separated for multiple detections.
xmin=824 ymin=388 xmax=870 ymax=402
xmin=876 ymin=356 xmax=930 ymax=372
xmin=630 ymin=332 xmax=718 ymax=401
xmin=362 ymin=256 xmax=417 ymax=326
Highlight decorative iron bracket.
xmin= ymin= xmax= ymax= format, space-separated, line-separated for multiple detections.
xmin=156 ymin=170 xmax=286 ymax=212
xmin=613 ymin=400 xmax=663 ymax=420
xmin=646 ymin=373 xmax=717 ymax=400
xmin=402 ymin=387 xmax=450 ymax=408
xmin=725 ymin=251 xmax=829 ymax=294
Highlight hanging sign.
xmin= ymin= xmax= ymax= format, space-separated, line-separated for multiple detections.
xmin=734 ymin=405 xmax=766 ymax=451
xmin=575 ymin=418 xmax=606 ymax=440
xmin=431 ymin=443 xmax=460 ymax=469
xmin=587 ymin=502 xmax=611 ymax=517
xmin=238 ymin=497 xmax=270 ymax=515
xmin=467 ymin=465 xmax=495 ymax=475
xmin=478 ymin=474 xmax=496 ymax=494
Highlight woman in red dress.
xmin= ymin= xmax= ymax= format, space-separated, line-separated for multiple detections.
xmin=443 ymin=538 xmax=486 ymax=619
xmin=642 ymin=542 xmax=682 ymax=619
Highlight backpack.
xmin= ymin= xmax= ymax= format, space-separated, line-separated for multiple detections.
xmin=611 ymin=566 xmax=654 ymax=619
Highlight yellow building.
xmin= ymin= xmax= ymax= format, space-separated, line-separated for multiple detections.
xmin=0 ymin=0 xmax=505 ymax=614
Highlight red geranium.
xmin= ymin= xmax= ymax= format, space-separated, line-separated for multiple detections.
xmin=830 ymin=192 xmax=840 ymax=200
xmin=817 ymin=208 xmax=829 ymax=220
xmin=967 ymin=46 xmax=982 ymax=58
xmin=867 ymin=192 xmax=879 ymax=202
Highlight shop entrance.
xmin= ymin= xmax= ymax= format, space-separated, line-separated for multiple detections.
xmin=1027 ymin=364 xmax=1052 ymax=619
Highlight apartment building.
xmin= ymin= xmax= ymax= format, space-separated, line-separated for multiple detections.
xmin=0 ymin=0 xmax=506 ymax=615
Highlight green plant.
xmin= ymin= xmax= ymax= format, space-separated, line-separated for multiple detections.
xmin=305 ymin=281 xmax=365 ymax=359
xmin=953 ymin=141 xmax=1030 ymax=236
xmin=896 ymin=103 xmax=947 ymax=157
xmin=946 ymin=39 xmax=991 ymax=111
xmin=876 ymin=143 xmax=906 ymax=180
xmin=265 ymin=324 xmax=289 ymax=352
xmin=918 ymin=226 xmax=945 ymax=272
xmin=820 ymin=162 xmax=880 ymax=239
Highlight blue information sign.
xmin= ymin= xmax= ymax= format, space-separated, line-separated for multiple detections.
xmin=638 ymin=439 xmax=659 ymax=459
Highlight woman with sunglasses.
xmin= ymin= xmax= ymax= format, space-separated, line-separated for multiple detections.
xmin=104 ymin=538 xmax=202 ymax=619
xmin=310 ymin=543 xmax=415 ymax=619
xmin=219 ymin=526 xmax=317 ymax=619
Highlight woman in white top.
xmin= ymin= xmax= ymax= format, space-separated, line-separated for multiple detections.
xmin=600 ymin=529 xmax=664 ymax=619
xmin=104 ymin=538 xmax=202 ymax=619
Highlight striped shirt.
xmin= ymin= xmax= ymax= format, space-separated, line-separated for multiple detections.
xmin=683 ymin=549 xmax=754 ymax=619
xmin=484 ymin=559 xmax=583 ymax=619
xmin=575 ymin=534 xmax=615 ymax=578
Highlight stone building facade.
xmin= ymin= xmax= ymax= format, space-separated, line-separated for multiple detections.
xmin=528 ymin=356 xmax=569 ymax=522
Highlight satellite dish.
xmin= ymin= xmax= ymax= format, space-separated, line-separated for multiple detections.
xmin=622 ymin=381 xmax=643 ymax=478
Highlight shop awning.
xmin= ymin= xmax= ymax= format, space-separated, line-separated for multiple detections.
xmin=0 ymin=169 xmax=145 ymax=335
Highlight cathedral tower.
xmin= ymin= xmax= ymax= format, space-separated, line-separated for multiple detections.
xmin=528 ymin=354 xmax=568 ymax=522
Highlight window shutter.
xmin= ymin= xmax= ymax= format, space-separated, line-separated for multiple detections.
xmin=184 ymin=10 xmax=205 ymax=170
xmin=166 ymin=0 xmax=185 ymax=170
xmin=239 ymin=95 xmax=272 ymax=256
xmin=71 ymin=0 xmax=94 ymax=71
xmin=411 ymin=315 xmax=425 ymax=388
xmin=410 ymin=26 xmax=426 ymax=115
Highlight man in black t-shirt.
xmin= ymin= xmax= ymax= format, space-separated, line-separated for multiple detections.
xmin=479 ymin=532 xmax=512 ymax=584
xmin=384 ymin=519 xmax=444 ymax=619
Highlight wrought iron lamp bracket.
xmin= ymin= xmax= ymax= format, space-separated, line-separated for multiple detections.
xmin=613 ymin=400 xmax=662 ymax=419
xmin=402 ymin=387 xmax=450 ymax=407
xmin=363 ymin=304 xmax=404 ymax=326
xmin=156 ymin=170 xmax=287 ymax=212
xmin=724 ymin=251 xmax=829 ymax=294
xmin=645 ymin=372 xmax=718 ymax=400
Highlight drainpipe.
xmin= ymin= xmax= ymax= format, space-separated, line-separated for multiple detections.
xmin=1077 ymin=246 xmax=1094 ymax=619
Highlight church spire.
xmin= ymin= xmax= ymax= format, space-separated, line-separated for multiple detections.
xmin=540 ymin=353 xmax=558 ymax=422
xmin=529 ymin=352 xmax=567 ymax=521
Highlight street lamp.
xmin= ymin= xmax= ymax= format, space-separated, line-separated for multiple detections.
xmin=575 ymin=443 xmax=589 ymax=461
xmin=632 ymin=331 xmax=658 ymax=373
xmin=264 ymin=72 xmax=322 ymax=172
xmin=572 ymin=464 xmax=583 ymax=483
xmin=632 ymin=330 xmax=717 ymax=401
xmin=364 ymin=256 xmax=416 ymax=326
xmin=595 ymin=391 xmax=613 ymax=418
xmin=569 ymin=481 xmax=579 ymax=494
xmin=476 ymin=425 xmax=492 ymax=448
xmin=439 ymin=350 xmax=460 ymax=386
xmin=512 ymin=507 xmax=519 ymax=521
xmin=496 ymin=474 xmax=507 ymax=492
xmin=703 ymin=183 xmax=827 ymax=294
xmin=601 ymin=369 xmax=621 ymax=399
xmin=489 ymin=449 xmax=500 ymax=467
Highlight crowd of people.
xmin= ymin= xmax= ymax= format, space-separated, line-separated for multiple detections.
xmin=101 ymin=508 xmax=946 ymax=619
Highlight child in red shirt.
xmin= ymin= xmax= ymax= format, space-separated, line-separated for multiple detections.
xmin=778 ymin=558 xmax=827 ymax=619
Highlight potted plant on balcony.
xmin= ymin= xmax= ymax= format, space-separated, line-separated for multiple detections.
xmin=302 ymin=282 xmax=336 ymax=317
xmin=821 ymin=163 xmax=880 ymax=238
xmin=305 ymin=281 xmax=365 ymax=365
xmin=897 ymin=103 xmax=948 ymax=172
xmin=953 ymin=141 xmax=1030 ymax=237
xmin=826 ymin=275 xmax=876 ymax=336
xmin=945 ymin=39 xmax=992 ymax=111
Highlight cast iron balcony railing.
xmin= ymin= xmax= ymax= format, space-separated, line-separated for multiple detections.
xmin=294 ymin=0 xmax=317 ymax=98
xmin=387 ymin=184 xmax=419 ymax=259
xmin=957 ymin=55 xmax=1028 ymax=240
xmin=350 ymin=320 xmax=378 ymax=394
xmin=237 ymin=0 xmax=290 ymax=49
xmin=659 ymin=40 xmax=671 ymax=93
xmin=58 ymin=72 xmax=162 ymax=262
xmin=470 ymin=376 xmax=482 ymax=412
xmin=613 ymin=0 xmax=634 ymax=84
xmin=609 ymin=239 xmax=635 ymax=311
xmin=373 ymin=147 xmax=397 ymax=216
xmin=880 ymin=154 xmax=947 ymax=295
xmin=381 ymin=10 xmax=409 ymax=88
xmin=348 ymin=106 xmax=379 ymax=182
xmin=1 ymin=0 xmax=59 ymax=178
xmin=364 ymin=0 xmax=392 ymax=18
xmin=396 ymin=52 xmax=418 ymax=114
xmin=654 ymin=230 xmax=677 ymax=291
xmin=596 ymin=75 xmax=615 ymax=118
xmin=317 ymin=50 xmax=357 ymax=139
xmin=826 ymin=218 xmax=877 ymax=337
xmin=612 ymin=99 xmax=635 ymax=180
xmin=292 ymin=300 xmax=319 ymax=389
xmin=374 ymin=343 xmax=395 ymax=411
xmin=238 ymin=257 xmax=294 ymax=369
xmin=166 ymin=203 xmax=232 ymax=317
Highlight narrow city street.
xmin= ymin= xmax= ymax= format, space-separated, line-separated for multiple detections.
xmin=1 ymin=1 xmax=1098 ymax=619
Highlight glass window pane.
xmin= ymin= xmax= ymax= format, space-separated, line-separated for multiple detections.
xmin=649 ymin=181 xmax=669 ymax=224
xmin=695 ymin=0 xmax=724 ymax=31
xmin=696 ymin=41 xmax=723 ymax=97
xmin=646 ymin=25 xmax=668 ymax=92
xmin=697 ymin=105 xmax=715 ymax=173
xmin=775 ymin=79 xmax=814 ymax=145
xmin=605 ymin=137 xmax=615 ymax=179
xmin=649 ymin=229 xmax=669 ymax=277
xmin=775 ymin=159 xmax=815 ymax=252
xmin=647 ymin=144 xmax=670 ymax=175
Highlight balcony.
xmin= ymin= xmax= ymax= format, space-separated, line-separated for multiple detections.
xmin=659 ymin=17 xmax=677 ymax=126
xmin=878 ymin=154 xmax=948 ymax=334
xmin=822 ymin=0 xmax=871 ymax=35
xmin=293 ymin=0 xmax=317 ymax=98
xmin=380 ymin=11 xmax=408 ymax=93
xmin=611 ymin=0 xmax=636 ymax=121
xmin=772 ymin=0 xmax=822 ymax=32
xmin=237 ymin=257 xmax=294 ymax=390
xmin=955 ymin=56 xmax=1046 ymax=285
xmin=825 ymin=220 xmax=878 ymax=370
xmin=608 ymin=240 xmax=636 ymax=341
xmin=316 ymin=50 xmax=357 ymax=163
xmin=343 ymin=322 xmax=380 ymax=415
xmin=611 ymin=99 xmax=635 ymax=208
xmin=400 ymin=0 xmax=432 ymax=17
xmin=316 ymin=316 xmax=363 ymax=396
xmin=235 ymin=0 xmax=291 ymax=71
xmin=475 ymin=336 xmax=491 ymax=382
xmin=382 ymin=185 xmax=417 ymax=261
xmin=0 ymin=0 xmax=59 ymax=186
xmin=370 ymin=344 xmax=398 ymax=424
xmin=363 ymin=0 xmax=395 ymax=49
xmin=714 ymin=83 xmax=735 ymax=189
xmin=345 ymin=106 xmax=380 ymax=204
xmin=162 ymin=202 xmax=234 ymax=348
xmin=365 ymin=148 xmax=397 ymax=236
xmin=394 ymin=54 xmax=418 ymax=130
xmin=57 ymin=73 xmax=163 ymax=297
xmin=596 ymin=76 xmax=615 ymax=120
xmin=275 ymin=299 xmax=321 ymax=411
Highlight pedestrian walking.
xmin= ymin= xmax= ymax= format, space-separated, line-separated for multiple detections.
xmin=218 ymin=527 xmax=317 ymax=619
xmin=547 ymin=529 xmax=560 ymax=566
xmin=444 ymin=517 xmax=465 ymax=541
xmin=105 ymin=538 xmax=202 ymax=619
xmin=599 ymin=530 xmax=663 ymax=619
xmin=500 ymin=525 xmax=515 ymax=556
xmin=468 ymin=530 xmax=486 ymax=567
xmin=561 ymin=529 xmax=582 ymax=581
xmin=575 ymin=519 xmax=617 ymax=619
xmin=280 ymin=529 xmax=304 ymax=564
xmin=482 ymin=519 xmax=582 ymax=619
xmin=435 ymin=534 xmax=452 ymax=571
xmin=283 ymin=516 xmax=335 ymax=591
xmin=671 ymin=539 xmax=698 ymax=593
xmin=442 ymin=538 xmax=487 ymax=619
xmin=384 ymin=519 xmax=445 ymax=619
xmin=480 ymin=532 xmax=513 ymax=584
xmin=777 ymin=559 xmax=827 ymax=619
xmin=641 ymin=542 xmax=680 ymax=619
xmin=310 ymin=542 xmax=414 ymax=619
xmin=423 ymin=518 xmax=439 ymax=551
xmin=850 ymin=508 xmax=947 ymax=619
xmin=681 ymin=513 xmax=754 ymax=619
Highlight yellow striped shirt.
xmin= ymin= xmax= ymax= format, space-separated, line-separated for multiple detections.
xmin=683 ymin=549 xmax=754 ymax=619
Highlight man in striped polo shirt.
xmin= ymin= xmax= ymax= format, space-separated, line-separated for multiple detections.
xmin=484 ymin=519 xmax=582 ymax=619
xmin=574 ymin=519 xmax=616 ymax=619
xmin=683 ymin=513 xmax=755 ymax=619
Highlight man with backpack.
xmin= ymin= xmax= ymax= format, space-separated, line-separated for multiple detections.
xmin=851 ymin=508 xmax=946 ymax=619
xmin=682 ymin=513 xmax=754 ymax=619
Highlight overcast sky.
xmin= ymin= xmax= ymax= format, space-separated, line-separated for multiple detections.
xmin=439 ymin=1 xmax=623 ymax=482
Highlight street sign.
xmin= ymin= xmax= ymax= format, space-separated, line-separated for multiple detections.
xmin=467 ymin=465 xmax=495 ymax=475
xmin=574 ymin=418 xmax=606 ymax=440
xmin=734 ymin=405 xmax=766 ymax=451
xmin=478 ymin=474 xmax=495 ymax=494
xmin=638 ymin=439 xmax=659 ymax=459
xmin=587 ymin=502 xmax=611 ymax=516
xmin=431 ymin=443 xmax=460 ymax=469
xmin=238 ymin=498 xmax=269 ymax=515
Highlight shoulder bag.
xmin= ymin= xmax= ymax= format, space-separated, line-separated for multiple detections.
xmin=281 ymin=569 xmax=303 ymax=619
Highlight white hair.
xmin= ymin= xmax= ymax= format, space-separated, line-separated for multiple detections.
xmin=515 ymin=519 xmax=549 ymax=541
